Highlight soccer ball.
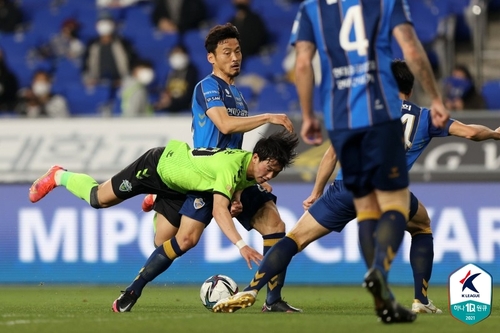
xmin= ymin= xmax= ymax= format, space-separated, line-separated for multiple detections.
xmin=200 ymin=274 xmax=239 ymax=310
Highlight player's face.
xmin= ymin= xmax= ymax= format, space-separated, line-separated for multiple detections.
xmin=251 ymin=157 xmax=283 ymax=184
xmin=209 ymin=38 xmax=242 ymax=80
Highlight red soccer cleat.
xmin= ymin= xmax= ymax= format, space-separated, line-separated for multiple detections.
xmin=29 ymin=165 xmax=65 ymax=203
xmin=141 ymin=194 xmax=156 ymax=212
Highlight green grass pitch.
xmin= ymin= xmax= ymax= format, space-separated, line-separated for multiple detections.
xmin=1 ymin=285 xmax=498 ymax=333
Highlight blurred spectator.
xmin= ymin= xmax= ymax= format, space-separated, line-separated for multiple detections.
xmin=155 ymin=44 xmax=198 ymax=112
xmin=151 ymin=0 xmax=207 ymax=34
xmin=229 ymin=0 xmax=269 ymax=57
xmin=16 ymin=70 xmax=69 ymax=118
xmin=443 ymin=64 xmax=486 ymax=111
xmin=0 ymin=48 xmax=19 ymax=112
xmin=32 ymin=18 xmax=85 ymax=62
xmin=97 ymin=0 xmax=143 ymax=8
xmin=83 ymin=12 xmax=137 ymax=87
xmin=0 ymin=0 xmax=23 ymax=33
xmin=118 ymin=59 xmax=154 ymax=116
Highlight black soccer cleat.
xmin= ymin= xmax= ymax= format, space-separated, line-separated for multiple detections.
xmin=112 ymin=290 xmax=138 ymax=313
xmin=363 ymin=268 xmax=416 ymax=324
xmin=262 ymin=298 xmax=303 ymax=313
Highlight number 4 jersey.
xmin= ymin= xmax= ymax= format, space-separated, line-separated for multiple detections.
xmin=290 ymin=0 xmax=412 ymax=131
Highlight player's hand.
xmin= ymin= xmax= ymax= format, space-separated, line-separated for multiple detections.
xmin=230 ymin=200 xmax=243 ymax=217
xmin=239 ymin=246 xmax=263 ymax=269
xmin=268 ymin=113 xmax=294 ymax=132
xmin=301 ymin=117 xmax=322 ymax=145
xmin=302 ymin=193 xmax=321 ymax=211
xmin=429 ymin=99 xmax=450 ymax=128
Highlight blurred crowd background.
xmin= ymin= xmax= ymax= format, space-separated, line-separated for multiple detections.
xmin=1 ymin=0 xmax=500 ymax=118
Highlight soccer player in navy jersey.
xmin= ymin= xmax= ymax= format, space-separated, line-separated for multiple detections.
xmin=139 ymin=23 xmax=301 ymax=312
xmin=214 ymin=58 xmax=500 ymax=318
xmin=213 ymin=0 xmax=449 ymax=323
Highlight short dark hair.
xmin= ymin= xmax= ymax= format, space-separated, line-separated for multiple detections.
xmin=205 ymin=23 xmax=240 ymax=54
xmin=391 ymin=59 xmax=414 ymax=96
xmin=253 ymin=130 xmax=298 ymax=169
xmin=132 ymin=59 xmax=153 ymax=69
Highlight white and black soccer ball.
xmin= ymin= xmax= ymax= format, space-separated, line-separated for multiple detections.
xmin=200 ymin=274 xmax=239 ymax=310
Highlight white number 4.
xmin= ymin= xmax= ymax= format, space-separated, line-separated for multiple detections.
xmin=339 ymin=5 xmax=369 ymax=56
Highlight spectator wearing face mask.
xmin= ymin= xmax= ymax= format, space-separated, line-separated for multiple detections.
xmin=118 ymin=59 xmax=155 ymax=117
xmin=229 ymin=0 xmax=269 ymax=57
xmin=16 ymin=70 xmax=69 ymax=118
xmin=32 ymin=18 xmax=85 ymax=62
xmin=83 ymin=12 xmax=137 ymax=87
xmin=155 ymin=45 xmax=198 ymax=112
xmin=443 ymin=64 xmax=486 ymax=111
xmin=0 ymin=48 xmax=19 ymax=112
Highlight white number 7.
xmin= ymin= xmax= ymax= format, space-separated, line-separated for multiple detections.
xmin=339 ymin=5 xmax=369 ymax=56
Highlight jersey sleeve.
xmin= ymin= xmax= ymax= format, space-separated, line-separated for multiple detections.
xmin=290 ymin=2 xmax=314 ymax=46
xmin=390 ymin=0 xmax=413 ymax=29
xmin=425 ymin=108 xmax=454 ymax=137
xmin=194 ymin=77 xmax=225 ymax=113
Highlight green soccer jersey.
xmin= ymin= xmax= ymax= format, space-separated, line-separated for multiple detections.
xmin=157 ymin=140 xmax=257 ymax=199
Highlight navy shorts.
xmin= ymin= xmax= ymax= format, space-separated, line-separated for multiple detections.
xmin=328 ymin=120 xmax=409 ymax=198
xmin=160 ymin=184 xmax=276 ymax=230
xmin=309 ymin=180 xmax=419 ymax=232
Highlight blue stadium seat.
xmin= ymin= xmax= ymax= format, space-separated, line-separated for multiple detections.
xmin=131 ymin=31 xmax=179 ymax=70
xmin=481 ymin=80 xmax=500 ymax=110
xmin=256 ymin=83 xmax=299 ymax=113
xmin=29 ymin=5 xmax=79 ymax=43
xmin=63 ymin=82 xmax=112 ymax=115
xmin=52 ymin=58 xmax=83 ymax=93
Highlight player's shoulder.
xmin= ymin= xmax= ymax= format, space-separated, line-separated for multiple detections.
xmin=401 ymin=100 xmax=426 ymax=116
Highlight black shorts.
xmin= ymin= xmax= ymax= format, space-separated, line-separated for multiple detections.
xmin=111 ymin=147 xmax=186 ymax=226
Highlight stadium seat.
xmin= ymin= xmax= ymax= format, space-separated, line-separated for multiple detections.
xmin=256 ymin=83 xmax=299 ymax=113
xmin=52 ymin=58 xmax=83 ymax=93
xmin=29 ymin=5 xmax=79 ymax=43
xmin=131 ymin=31 xmax=179 ymax=71
xmin=63 ymin=82 xmax=112 ymax=115
xmin=481 ymin=80 xmax=500 ymax=110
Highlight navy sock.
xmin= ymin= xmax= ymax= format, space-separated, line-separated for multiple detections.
xmin=410 ymin=233 xmax=434 ymax=303
xmin=358 ymin=219 xmax=377 ymax=268
xmin=126 ymin=237 xmax=184 ymax=297
xmin=262 ymin=232 xmax=286 ymax=305
xmin=244 ymin=236 xmax=298 ymax=293
xmin=373 ymin=210 xmax=407 ymax=280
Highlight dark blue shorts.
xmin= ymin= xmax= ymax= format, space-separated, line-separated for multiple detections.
xmin=309 ymin=180 xmax=419 ymax=232
xmin=177 ymin=184 xmax=276 ymax=230
xmin=328 ymin=120 xmax=409 ymax=198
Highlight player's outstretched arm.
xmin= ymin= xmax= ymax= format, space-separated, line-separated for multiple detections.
xmin=206 ymin=107 xmax=294 ymax=134
xmin=212 ymin=193 xmax=263 ymax=269
xmin=393 ymin=23 xmax=449 ymax=128
xmin=449 ymin=121 xmax=500 ymax=141
xmin=303 ymin=145 xmax=338 ymax=210
xmin=295 ymin=40 xmax=322 ymax=145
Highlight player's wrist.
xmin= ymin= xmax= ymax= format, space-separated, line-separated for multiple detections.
xmin=235 ymin=239 xmax=246 ymax=250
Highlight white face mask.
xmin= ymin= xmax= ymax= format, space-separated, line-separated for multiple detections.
xmin=136 ymin=68 xmax=154 ymax=85
xmin=169 ymin=53 xmax=189 ymax=70
xmin=32 ymin=82 xmax=51 ymax=97
xmin=96 ymin=20 xmax=115 ymax=36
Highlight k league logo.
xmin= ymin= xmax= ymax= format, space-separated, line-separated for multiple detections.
xmin=449 ymin=263 xmax=492 ymax=325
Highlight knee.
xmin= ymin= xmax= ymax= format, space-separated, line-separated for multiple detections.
xmin=406 ymin=218 xmax=432 ymax=236
xmin=175 ymin=235 xmax=199 ymax=251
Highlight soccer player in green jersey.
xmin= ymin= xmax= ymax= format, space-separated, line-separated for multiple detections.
xmin=28 ymin=130 xmax=298 ymax=312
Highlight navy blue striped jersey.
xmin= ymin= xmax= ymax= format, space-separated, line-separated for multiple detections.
xmin=336 ymin=99 xmax=455 ymax=180
xmin=402 ymin=100 xmax=454 ymax=170
xmin=191 ymin=74 xmax=249 ymax=149
xmin=290 ymin=0 xmax=412 ymax=130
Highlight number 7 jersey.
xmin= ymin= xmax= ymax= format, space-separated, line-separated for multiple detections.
xmin=291 ymin=0 xmax=412 ymax=131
